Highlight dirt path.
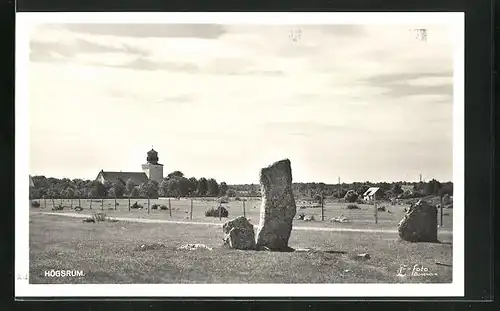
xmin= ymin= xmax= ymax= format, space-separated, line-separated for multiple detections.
xmin=34 ymin=212 xmax=453 ymax=235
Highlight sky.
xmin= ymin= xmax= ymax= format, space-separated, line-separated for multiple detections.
xmin=27 ymin=22 xmax=455 ymax=184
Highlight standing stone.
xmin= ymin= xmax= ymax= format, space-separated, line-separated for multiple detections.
xmin=222 ymin=216 xmax=255 ymax=250
xmin=398 ymin=200 xmax=438 ymax=242
xmin=255 ymin=159 xmax=297 ymax=250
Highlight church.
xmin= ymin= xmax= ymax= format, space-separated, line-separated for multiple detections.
xmin=96 ymin=148 xmax=164 ymax=185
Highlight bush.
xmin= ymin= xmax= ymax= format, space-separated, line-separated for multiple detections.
xmin=205 ymin=206 xmax=228 ymax=218
xmin=160 ymin=205 xmax=168 ymax=210
xmin=151 ymin=204 xmax=159 ymax=210
xmin=346 ymin=204 xmax=360 ymax=210
xmin=31 ymin=201 xmax=40 ymax=208
xmin=131 ymin=202 xmax=143 ymax=209
xmin=344 ymin=190 xmax=359 ymax=203
xmin=234 ymin=197 xmax=241 ymax=201
xmin=52 ymin=205 xmax=64 ymax=211
xmin=297 ymin=212 xmax=306 ymax=220
xmin=377 ymin=205 xmax=386 ymax=212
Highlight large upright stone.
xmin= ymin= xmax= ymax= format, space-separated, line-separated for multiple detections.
xmin=398 ymin=200 xmax=438 ymax=242
xmin=255 ymin=159 xmax=297 ymax=250
xmin=222 ymin=216 xmax=255 ymax=250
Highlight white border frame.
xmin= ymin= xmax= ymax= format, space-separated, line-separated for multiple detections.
xmin=15 ymin=12 xmax=465 ymax=298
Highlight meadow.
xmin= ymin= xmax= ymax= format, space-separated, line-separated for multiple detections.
xmin=28 ymin=197 xmax=453 ymax=284
xmin=30 ymin=197 xmax=453 ymax=230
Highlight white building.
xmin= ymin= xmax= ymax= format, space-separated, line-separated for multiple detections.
xmin=96 ymin=148 xmax=164 ymax=184
xmin=362 ymin=187 xmax=381 ymax=201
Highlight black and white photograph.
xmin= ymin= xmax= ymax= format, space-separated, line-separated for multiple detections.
xmin=15 ymin=12 xmax=464 ymax=297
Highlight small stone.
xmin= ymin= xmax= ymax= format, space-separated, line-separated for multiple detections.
xmin=356 ymin=253 xmax=370 ymax=259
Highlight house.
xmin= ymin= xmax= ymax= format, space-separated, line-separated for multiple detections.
xmin=362 ymin=187 xmax=381 ymax=201
xmin=95 ymin=148 xmax=164 ymax=185
xmin=96 ymin=170 xmax=149 ymax=185
xmin=29 ymin=175 xmax=34 ymax=187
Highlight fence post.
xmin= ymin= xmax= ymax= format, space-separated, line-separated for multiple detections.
xmin=321 ymin=194 xmax=324 ymax=221
xmin=71 ymin=199 xmax=73 ymax=209
xmin=169 ymin=198 xmax=172 ymax=217
xmin=60 ymin=198 xmax=63 ymax=207
xmin=440 ymin=196 xmax=444 ymax=227
xmin=44 ymin=198 xmax=47 ymax=209
xmin=114 ymin=196 xmax=117 ymax=211
xmin=374 ymin=201 xmax=378 ymax=224
xmin=219 ymin=202 xmax=222 ymax=221
xmin=243 ymin=199 xmax=246 ymax=218
xmin=78 ymin=197 xmax=81 ymax=208
xmin=128 ymin=197 xmax=131 ymax=212
xmin=190 ymin=199 xmax=193 ymax=220
xmin=90 ymin=198 xmax=92 ymax=210
xmin=148 ymin=197 xmax=150 ymax=215
xmin=101 ymin=198 xmax=104 ymax=210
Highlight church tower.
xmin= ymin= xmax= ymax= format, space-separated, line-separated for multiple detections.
xmin=141 ymin=148 xmax=164 ymax=182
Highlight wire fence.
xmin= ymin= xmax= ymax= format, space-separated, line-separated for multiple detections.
xmin=30 ymin=196 xmax=452 ymax=227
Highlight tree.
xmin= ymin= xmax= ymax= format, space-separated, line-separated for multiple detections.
xmin=207 ymin=178 xmax=219 ymax=197
xmin=344 ymin=190 xmax=358 ymax=203
xmin=424 ymin=179 xmax=442 ymax=196
xmin=166 ymin=178 xmax=180 ymax=197
xmin=177 ymin=177 xmax=190 ymax=197
xmin=103 ymin=180 xmax=114 ymax=197
xmin=113 ymin=178 xmax=126 ymax=197
xmin=391 ymin=184 xmax=403 ymax=196
xmin=188 ymin=177 xmax=198 ymax=195
xmin=159 ymin=179 xmax=169 ymax=197
xmin=197 ymin=177 xmax=208 ymax=196
xmin=167 ymin=171 xmax=184 ymax=179
xmin=140 ymin=180 xmax=159 ymax=198
xmin=219 ymin=182 xmax=228 ymax=196
xmin=125 ymin=178 xmax=137 ymax=197
xmin=356 ymin=185 xmax=370 ymax=196
xmin=226 ymin=188 xmax=237 ymax=197
xmin=130 ymin=186 xmax=140 ymax=198
xmin=91 ymin=181 xmax=106 ymax=198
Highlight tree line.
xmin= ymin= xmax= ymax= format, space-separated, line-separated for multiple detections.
xmin=29 ymin=171 xmax=229 ymax=200
xmin=30 ymin=171 xmax=453 ymax=201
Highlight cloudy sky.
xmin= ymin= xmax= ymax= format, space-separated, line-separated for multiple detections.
xmin=28 ymin=22 xmax=455 ymax=184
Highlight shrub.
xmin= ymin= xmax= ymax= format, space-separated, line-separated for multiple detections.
xmin=160 ymin=205 xmax=168 ymax=210
xmin=151 ymin=204 xmax=159 ymax=210
xmin=234 ymin=197 xmax=241 ymax=201
xmin=346 ymin=204 xmax=360 ymax=210
xmin=205 ymin=206 xmax=228 ymax=218
xmin=377 ymin=205 xmax=386 ymax=212
xmin=52 ymin=205 xmax=64 ymax=211
xmin=31 ymin=201 xmax=40 ymax=208
xmin=131 ymin=202 xmax=143 ymax=209
xmin=74 ymin=206 xmax=83 ymax=211
xmin=297 ymin=212 xmax=306 ymax=220
xmin=344 ymin=190 xmax=359 ymax=203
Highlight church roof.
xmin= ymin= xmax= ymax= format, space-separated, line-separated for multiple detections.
xmin=97 ymin=171 xmax=149 ymax=185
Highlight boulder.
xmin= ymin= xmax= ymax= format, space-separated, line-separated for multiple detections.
xmin=398 ymin=200 xmax=438 ymax=242
xmin=255 ymin=159 xmax=297 ymax=251
xmin=222 ymin=216 xmax=255 ymax=250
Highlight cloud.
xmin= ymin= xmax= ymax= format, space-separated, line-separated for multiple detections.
xmin=318 ymin=25 xmax=366 ymax=36
xmin=60 ymin=23 xmax=227 ymax=39
xmin=30 ymin=35 xmax=150 ymax=64
xmin=360 ymin=71 xmax=453 ymax=100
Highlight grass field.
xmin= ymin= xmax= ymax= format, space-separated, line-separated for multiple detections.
xmin=29 ymin=210 xmax=453 ymax=284
xmin=30 ymin=197 xmax=453 ymax=230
